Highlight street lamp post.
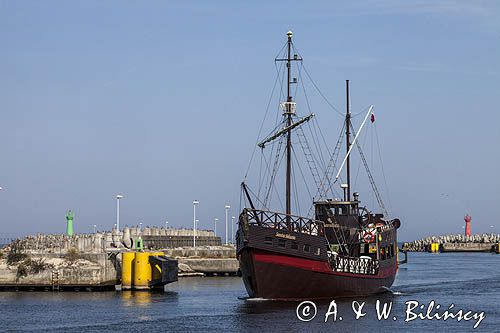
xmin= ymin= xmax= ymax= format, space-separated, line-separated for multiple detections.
xmin=193 ymin=200 xmax=199 ymax=248
xmin=195 ymin=219 xmax=199 ymax=245
xmin=225 ymin=205 xmax=230 ymax=245
xmin=93 ymin=224 xmax=97 ymax=233
xmin=165 ymin=220 xmax=169 ymax=229
xmin=116 ymin=194 xmax=124 ymax=231
xmin=214 ymin=218 xmax=218 ymax=237
xmin=231 ymin=216 xmax=235 ymax=244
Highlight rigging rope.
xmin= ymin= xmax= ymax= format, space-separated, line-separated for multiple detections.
xmin=291 ymin=153 xmax=302 ymax=216
xmin=350 ymin=123 xmax=388 ymax=217
xmin=317 ymin=123 xmax=346 ymax=199
xmin=244 ymin=60 xmax=284 ymax=179
xmin=296 ymin=125 xmax=323 ymax=192
xmin=291 ymin=144 xmax=314 ymax=209
xmin=374 ymin=124 xmax=393 ymax=216
xmin=291 ymin=44 xmax=344 ymax=117
xmin=302 ymin=66 xmax=344 ymax=117
xmin=263 ymin=134 xmax=286 ymax=210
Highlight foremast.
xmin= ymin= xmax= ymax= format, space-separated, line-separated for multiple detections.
xmin=244 ymin=31 xmax=315 ymax=231
xmin=275 ymin=30 xmax=303 ymax=228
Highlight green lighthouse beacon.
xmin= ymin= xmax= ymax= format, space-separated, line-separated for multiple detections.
xmin=66 ymin=209 xmax=74 ymax=237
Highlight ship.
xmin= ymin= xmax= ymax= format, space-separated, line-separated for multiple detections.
xmin=236 ymin=31 xmax=401 ymax=300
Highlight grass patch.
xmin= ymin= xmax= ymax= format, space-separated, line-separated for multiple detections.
xmin=7 ymin=240 xmax=28 ymax=265
xmin=65 ymin=248 xmax=81 ymax=262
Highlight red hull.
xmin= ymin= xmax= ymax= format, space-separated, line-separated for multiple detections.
xmin=239 ymin=248 xmax=397 ymax=300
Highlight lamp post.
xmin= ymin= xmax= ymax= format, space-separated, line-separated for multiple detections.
xmin=231 ymin=216 xmax=235 ymax=244
xmin=193 ymin=200 xmax=199 ymax=248
xmin=139 ymin=222 xmax=142 ymax=231
xmin=214 ymin=218 xmax=218 ymax=237
xmin=195 ymin=219 xmax=199 ymax=245
xmin=165 ymin=220 xmax=169 ymax=229
xmin=225 ymin=205 xmax=230 ymax=245
xmin=116 ymin=194 xmax=124 ymax=231
xmin=93 ymin=224 xmax=97 ymax=233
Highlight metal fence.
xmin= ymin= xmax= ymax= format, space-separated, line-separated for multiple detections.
xmin=330 ymin=255 xmax=379 ymax=275
xmin=241 ymin=208 xmax=323 ymax=236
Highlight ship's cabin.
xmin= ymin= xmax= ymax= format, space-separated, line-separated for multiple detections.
xmin=313 ymin=197 xmax=361 ymax=228
xmin=312 ymin=193 xmax=395 ymax=260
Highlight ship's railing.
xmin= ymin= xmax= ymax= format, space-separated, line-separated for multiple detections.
xmin=330 ymin=255 xmax=379 ymax=275
xmin=240 ymin=208 xmax=323 ymax=236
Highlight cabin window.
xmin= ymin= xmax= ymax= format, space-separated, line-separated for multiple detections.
xmin=278 ymin=239 xmax=286 ymax=248
xmin=382 ymin=247 xmax=387 ymax=260
xmin=264 ymin=237 xmax=273 ymax=245
xmin=303 ymin=244 xmax=311 ymax=252
xmin=315 ymin=248 xmax=321 ymax=255
xmin=291 ymin=242 xmax=298 ymax=250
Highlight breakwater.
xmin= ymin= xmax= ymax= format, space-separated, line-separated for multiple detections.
xmin=403 ymin=233 xmax=500 ymax=253
xmin=0 ymin=227 xmax=237 ymax=290
xmin=5 ymin=226 xmax=220 ymax=254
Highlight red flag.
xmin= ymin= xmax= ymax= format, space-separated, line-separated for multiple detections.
xmin=370 ymin=112 xmax=375 ymax=123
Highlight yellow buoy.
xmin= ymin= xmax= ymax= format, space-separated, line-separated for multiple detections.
xmin=121 ymin=252 xmax=136 ymax=289
xmin=133 ymin=252 xmax=153 ymax=289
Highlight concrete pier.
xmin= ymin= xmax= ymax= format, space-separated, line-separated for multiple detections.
xmin=441 ymin=242 xmax=496 ymax=252
xmin=404 ymin=233 xmax=500 ymax=253
xmin=0 ymin=227 xmax=237 ymax=290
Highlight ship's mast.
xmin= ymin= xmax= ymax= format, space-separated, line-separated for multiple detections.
xmin=345 ymin=80 xmax=351 ymax=202
xmin=272 ymin=31 xmax=302 ymax=228
xmin=285 ymin=31 xmax=293 ymax=226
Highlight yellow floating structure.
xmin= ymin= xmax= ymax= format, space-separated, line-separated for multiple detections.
xmin=121 ymin=252 xmax=136 ymax=290
xmin=133 ymin=252 xmax=152 ymax=289
xmin=120 ymin=251 xmax=176 ymax=291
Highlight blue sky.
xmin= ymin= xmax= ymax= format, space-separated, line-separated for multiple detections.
xmin=1 ymin=1 xmax=499 ymax=240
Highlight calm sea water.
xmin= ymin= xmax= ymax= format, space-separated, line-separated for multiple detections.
xmin=0 ymin=252 xmax=498 ymax=332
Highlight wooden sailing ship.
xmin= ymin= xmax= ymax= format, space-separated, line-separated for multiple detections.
xmin=236 ymin=31 xmax=401 ymax=300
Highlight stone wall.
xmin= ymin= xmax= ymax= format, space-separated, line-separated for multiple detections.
xmin=404 ymin=233 xmax=500 ymax=252
xmin=6 ymin=226 xmax=220 ymax=254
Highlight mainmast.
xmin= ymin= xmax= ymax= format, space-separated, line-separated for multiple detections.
xmin=285 ymin=31 xmax=293 ymax=225
xmin=345 ymin=80 xmax=351 ymax=202
xmin=268 ymin=31 xmax=303 ymax=228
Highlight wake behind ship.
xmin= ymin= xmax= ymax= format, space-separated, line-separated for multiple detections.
xmin=236 ymin=31 xmax=401 ymax=300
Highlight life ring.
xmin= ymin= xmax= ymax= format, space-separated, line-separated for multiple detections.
xmin=362 ymin=229 xmax=376 ymax=243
